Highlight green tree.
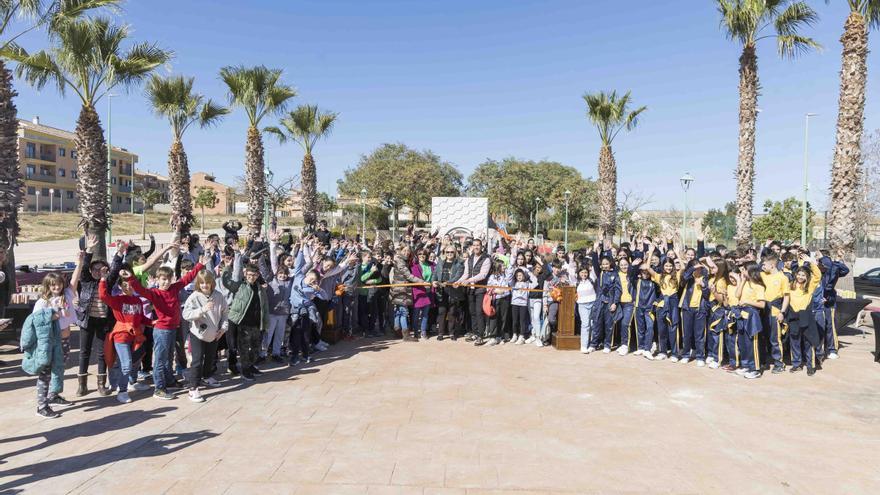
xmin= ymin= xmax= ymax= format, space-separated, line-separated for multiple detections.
xmin=583 ymin=90 xmax=647 ymax=239
xmin=716 ymin=0 xmax=820 ymax=248
xmin=467 ymin=158 xmax=596 ymax=235
xmin=12 ymin=16 xmax=171 ymax=259
xmin=828 ymin=1 xmax=880 ymax=263
xmin=337 ymin=143 xmax=461 ymax=238
xmin=702 ymin=201 xmax=737 ymax=242
xmin=193 ymin=186 xmax=218 ymax=234
xmin=133 ymin=180 xmax=162 ymax=239
xmin=265 ymin=104 xmax=337 ymax=229
xmin=220 ymin=65 xmax=296 ymax=239
xmin=753 ymin=197 xmax=814 ymax=242
xmin=316 ymin=191 xmax=337 ymax=219
xmin=145 ymin=75 xmax=228 ymax=235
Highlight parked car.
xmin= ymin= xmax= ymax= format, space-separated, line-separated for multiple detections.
xmin=856 ymin=267 xmax=880 ymax=297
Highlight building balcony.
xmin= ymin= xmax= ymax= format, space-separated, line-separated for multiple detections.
xmin=118 ymin=185 xmax=132 ymax=193
xmin=39 ymin=154 xmax=56 ymax=162
xmin=26 ymin=173 xmax=56 ymax=184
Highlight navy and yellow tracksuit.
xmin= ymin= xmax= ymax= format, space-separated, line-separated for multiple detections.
xmin=789 ymin=263 xmax=822 ymax=369
xmin=706 ymin=278 xmax=730 ymax=363
xmin=589 ymin=270 xmax=621 ymax=350
xmin=760 ymin=271 xmax=790 ymax=368
xmin=615 ymin=267 xmax=638 ymax=350
xmin=816 ymin=256 xmax=849 ymax=357
xmin=633 ymin=277 xmax=658 ymax=353
xmin=680 ymin=266 xmax=710 ymax=361
xmin=651 ymin=272 xmax=680 ymax=357
xmin=737 ymin=282 xmax=765 ymax=373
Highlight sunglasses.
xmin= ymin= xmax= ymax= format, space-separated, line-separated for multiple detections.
xmin=445 ymin=251 xmax=456 ymax=254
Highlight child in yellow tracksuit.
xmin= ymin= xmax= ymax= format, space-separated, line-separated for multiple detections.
xmin=787 ymin=253 xmax=822 ymax=375
xmin=760 ymin=253 xmax=790 ymax=373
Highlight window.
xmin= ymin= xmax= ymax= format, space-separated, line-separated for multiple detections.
xmin=25 ymin=143 xmax=35 ymax=158
xmin=53 ymin=189 xmax=60 ymax=198
xmin=111 ymin=177 xmax=116 ymax=185
xmin=59 ymin=147 xmax=66 ymax=157
xmin=27 ymin=186 xmax=35 ymax=195
xmin=41 ymin=188 xmax=49 ymax=196
xmin=117 ymin=196 xmax=121 ymax=204
xmin=70 ymin=150 xmax=77 ymax=159
xmin=26 ymin=164 xmax=35 ymax=177
xmin=126 ymin=197 xmax=131 ymax=204
xmin=71 ymin=169 xmax=78 ymax=179
xmin=59 ymin=168 xmax=65 ymax=177
xmin=66 ymin=190 xmax=74 ymax=199
xmin=111 ymin=159 xmax=117 ymax=167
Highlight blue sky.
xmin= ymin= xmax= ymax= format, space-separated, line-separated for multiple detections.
xmin=10 ymin=0 xmax=879 ymax=212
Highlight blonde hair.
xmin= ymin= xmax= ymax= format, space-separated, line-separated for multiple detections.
xmin=40 ymin=272 xmax=68 ymax=301
xmin=195 ymin=269 xmax=216 ymax=293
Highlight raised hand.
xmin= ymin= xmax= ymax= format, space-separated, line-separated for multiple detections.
xmin=85 ymin=233 xmax=100 ymax=253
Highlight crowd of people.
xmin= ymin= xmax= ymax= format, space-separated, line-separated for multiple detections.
xmin=18 ymin=220 xmax=851 ymax=418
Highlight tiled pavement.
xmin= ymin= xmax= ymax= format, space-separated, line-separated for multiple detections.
xmin=1 ymin=326 xmax=879 ymax=494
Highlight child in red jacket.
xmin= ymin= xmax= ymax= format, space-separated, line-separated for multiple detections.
xmin=128 ymin=244 xmax=206 ymax=400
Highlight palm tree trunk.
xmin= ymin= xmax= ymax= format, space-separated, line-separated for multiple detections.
xmin=597 ymin=144 xmax=617 ymax=238
xmin=168 ymin=139 xmax=193 ymax=235
xmin=0 ymin=60 xmax=22 ymax=313
xmin=75 ymin=104 xmax=109 ymax=260
xmin=734 ymin=44 xmax=758 ymax=250
xmin=245 ymin=125 xmax=266 ymax=239
xmin=829 ymin=12 xmax=867 ymax=264
xmin=301 ymin=152 xmax=317 ymax=229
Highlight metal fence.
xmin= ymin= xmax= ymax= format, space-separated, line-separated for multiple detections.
xmin=808 ymin=239 xmax=880 ymax=258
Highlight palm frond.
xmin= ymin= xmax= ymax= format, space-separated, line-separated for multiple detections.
xmin=269 ymin=104 xmax=337 ymax=153
xmin=198 ymin=99 xmax=229 ymax=128
xmin=774 ymin=1 xmax=819 ymax=37
xmin=263 ymin=125 xmax=289 ymax=145
xmin=50 ymin=0 xmax=119 ymax=30
xmin=583 ymin=90 xmax=646 ymax=145
xmin=777 ymin=34 xmax=821 ymax=58
xmin=11 ymin=48 xmax=67 ymax=96
xmin=220 ymin=65 xmax=296 ymax=126
xmin=110 ymin=41 xmax=173 ymax=92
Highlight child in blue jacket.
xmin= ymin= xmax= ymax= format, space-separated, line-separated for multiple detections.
xmin=21 ymin=308 xmax=65 ymax=418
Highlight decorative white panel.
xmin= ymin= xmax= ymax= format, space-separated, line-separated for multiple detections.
xmin=431 ymin=197 xmax=488 ymax=240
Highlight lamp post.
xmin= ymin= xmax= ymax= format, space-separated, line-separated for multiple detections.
xmin=802 ymin=113 xmax=817 ymax=246
xmin=679 ymin=172 xmax=694 ymax=246
xmin=106 ymin=93 xmax=117 ymax=249
xmin=130 ymin=159 xmax=135 ymax=214
xmin=59 ymin=189 xmax=63 ymax=213
xmin=264 ymin=168 xmax=273 ymax=234
xmin=49 ymin=188 xmax=54 ymax=213
xmin=563 ymin=190 xmax=571 ymax=251
xmin=360 ymin=188 xmax=367 ymax=241
xmin=35 ymin=189 xmax=40 ymax=213
xmin=534 ymin=197 xmax=541 ymax=240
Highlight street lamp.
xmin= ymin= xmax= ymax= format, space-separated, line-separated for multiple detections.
xmin=679 ymin=172 xmax=695 ymax=246
xmin=360 ymin=188 xmax=367 ymax=241
xmin=49 ymin=188 xmax=54 ymax=213
xmin=534 ymin=197 xmax=542 ymax=240
xmin=35 ymin=189 xmax=40 ymax=213
xmin=802 ymin=113 xmax=817 ymax=246
xmin=563 ymin=190 xmax=572 ymax=251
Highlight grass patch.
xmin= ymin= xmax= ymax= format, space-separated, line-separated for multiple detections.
xmin=18 ymin=212 xmax=251 ymax=242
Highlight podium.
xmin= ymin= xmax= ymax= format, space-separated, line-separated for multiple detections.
xmin=551 ymin=286 xmax=580 ymax=350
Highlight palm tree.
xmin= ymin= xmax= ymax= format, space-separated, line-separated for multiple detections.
xmin=145 ymin=75 xmax=228 ymax=236
xmin=265 ymin=104 xmax=337 ymax=228
xmin=219 ymin=65 xmax=296 ymax=239
xmin=828 ymin=1 xmax=880 ymax=262
xmin=12 ymin=17 xmax=170 ymax=259
xmin=0 ymin=1 xmax=116 ymax=268
xmin=583 ymin=90 xmax=646 ymax=239
xmin=716 ymin=0 xmax=820 ymax=249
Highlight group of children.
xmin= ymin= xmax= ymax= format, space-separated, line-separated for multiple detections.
xmin=18 ymin=223 xmax=852 ymax=418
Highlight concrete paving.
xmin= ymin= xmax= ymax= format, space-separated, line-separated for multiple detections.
xmin=0 ymin=325 xmax=879 ymax=494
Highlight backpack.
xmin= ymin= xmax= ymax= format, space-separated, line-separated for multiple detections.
xmin=482 ymin=292 xmax=496 ymax=317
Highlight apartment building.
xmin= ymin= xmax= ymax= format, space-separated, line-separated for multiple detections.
xmin=18 ymin=116 xmax=138 ymax=213
xmin=191 ymin=172 xmax=235 ymax=215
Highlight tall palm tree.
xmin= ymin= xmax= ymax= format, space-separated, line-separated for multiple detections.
xmin=583 ymin=90 xmax=646 ymax=239
xmin=146 ymin=75 xmax=228 ymax=236
xmin=828 ymin=1 xmax=880 ymax=262
xmin=265 ymin=104 xmax=337 ymax=228
xmin=0 ymin=1 xmax=116 ymax=269
xmin=219 ymin=65 xmax=296 ymax=239
xmin=716 ymin=0 xmax=820 ymax=249
xmin=12 ymin=17 xmax=170 ymax=259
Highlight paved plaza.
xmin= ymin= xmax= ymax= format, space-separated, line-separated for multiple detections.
xmin=0 ymin=324 xmax=879 ymax=494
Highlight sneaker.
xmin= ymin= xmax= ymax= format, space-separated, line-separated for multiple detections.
xmin=772 ymin=364 xmax=785 ymax=374
xmin=722 ymin=364 xmax=736 ymax=372
xmin=241 ymin=373 xmax=255 ymax=382
xmin=696 ymin=360 xmax=706 ymax=367
xmin=679 ymin=357 xmax=690 ymax=364
xmin=305 ymin=357 xmax=312 ymax=364
xmin=153 ymin=389 xmax=174 ymax=400
xmin=706 ymin=357 xmax=716 ymax=364
xmin=827 ymin=352 xmax=839 ymax=360
xmin=655 ymin=353 xmax=667 ymax=361
xmin=525 ymin=336 xmax=536 ymax=344
xmin=735 ymin=368 xmax=749 ymax=376
xmin=708 ymin=361 xmax=719 ymax=369
xmin=807 ymin=367 xmax=816 ymax=376
xmin=36 ymin=406 xmax=60 ymax=419
xmin=534 ymin=339 xmax=543 ymax=347
xmin=744 ymin=371 xmax=762 ymax=379
xmin=318 ymin=340 xmax=330 ymax=349
xmin=271 ymin=355 xmax=284 ymax=363
xmin=249 ymin=366 xmax=263 ymax=376
xmin=651 ymin=342 xmax=657 ymax=353
xmin=166 ymin=380 xmax=183 ymax=390
xmin=602 ymin=347 xmax=611 ymax=354
xmin=669 ymin=356 xmax=679 ymax=363
xmin=203 ymin=377 xmax=221 ymax=388
xmin=47 ymin=395 xmax=73 ymax=407
xmin=789 ymin=365 xmax=803 ymax=374
xmin=188 ymin=389 xmax=205 ymax=403
xmin=633 ymin=349 xmax=643 ymax=356
xmin=486 ymin=338 xmax=498 ymax=347
xmin=643 ymin=352 xmax=654 ymax=361
xmin=516 ymin=336 xmax=526 ymax=345
xmin=585 ymin=346 xmax=596 ymax=354
xmin=617 ymin=346 xmax=628 ymax=356
xmin=474 ymin=338 xmax=485 ymax=346
xmin=289 ymin=358 xmax=301 ymax=367
xmin=228 ymin=365 xmax=240 ymax=377
xmin=255 ymin=355 xmax=267 ymax=365
xmin=131 ymin=382 xmax=151 ymax=392
xmin=580 ymin=346 xmax=590 ymax=354
xmin=117 ymin=391 xmax=132 ymax=404
xmin=137 ymin=371 xmax=150 ymax=381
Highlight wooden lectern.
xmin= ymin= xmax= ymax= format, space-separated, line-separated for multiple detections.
xmin=551 ymin=285 xmax=580 ymax=350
